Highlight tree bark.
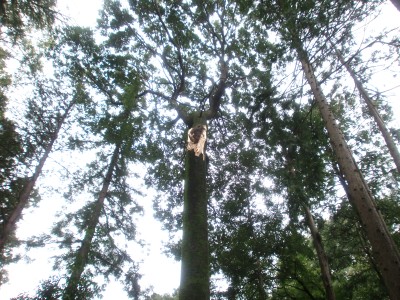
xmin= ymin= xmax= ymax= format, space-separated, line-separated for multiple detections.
xmin=63 ymin=145 xmax=120 ymax=300
xmin=179 ymin=118 xmax=209 ymax=300
xmin=0 ymin=102 xmax=74 ymax=253
xmin=390 ymin=0 xmax=400 ymax=12
xmin=303 ymin=205 xmax=336 ymax=300
xmin=0 ymin=143 xmax=52 ymax=253
xmin=332 ymin=161 xmax=388 ymax=293
xmin=177 ymin=58 xmax=227 ymax=300
xmin=335 ymin=49 xmax=400 ymax=173
xmin=297 ymin=47 xmax=400 ymax=299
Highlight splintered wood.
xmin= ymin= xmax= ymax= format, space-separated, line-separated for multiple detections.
xmin=187 ymin=124 xmax=207 ymax=159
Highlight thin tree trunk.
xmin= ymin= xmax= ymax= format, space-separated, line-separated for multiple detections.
xmin=297 ymin=47 xmax=400 ymax=299
xmin=255 ymin=266 xmax=267 ymax=300
xmin=179 ymin=118 xmax=209 ymax=300
xmin=335 ymin=49 xmax=400 ymax=173
xmin=0 ymin=102 xmax=74 ymax=253
xmin=303 ymin=205 xmax=336 ymax=300
xmin=390 ymin=0 xmax=400 ymax=12
xmin=63 ymin=145 xmax=120 ymax=300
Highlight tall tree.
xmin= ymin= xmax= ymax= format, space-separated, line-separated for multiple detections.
xmin=0 ymin=46 xmax=23 ymax=283
xmin=333 ymin=47 xmax=400 ymax=173
xmin=0 ymin=0 xmax=59 ymax=276
xmin=42 ymin=26 xmax=147 ymax=299
xmin=244 ymin=65 xmax=337 ymax=298
xmin=265 ymin=101 xmax=336 ymax=300
xmin=0 ymin=37 xmax=81 ymax=263
xmin=97 ymin=1 xmax=260 ymax=298
xmin=62 ymin=144 xmax=121 ymax=299
xmin=303 ymin=205 xmax=335 ymax=300
xmin=297 ymin=31 xmax=400 ymax=300
xmin=258 ymin=1 xmax=400 ymax=297
xmin=0 ymin=88 xmax=76 ymax=253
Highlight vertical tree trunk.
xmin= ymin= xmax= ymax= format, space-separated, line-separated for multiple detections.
xmin=0 ymin=102 xmax=74 ymax=253
xmin=335 ymin=49 xmax=400 ymax=173
xmin=255 ymin=266 xmax=267 ymax=300
xmin=179 ymin=119 xmax=209 ymax=300
xmin=303 ymin=205 xmax=336 ymax=300
xmin=297 ymin=47 xmax=400 ymax=299
xmin=63 ymin=145 xmax=120 ymax=300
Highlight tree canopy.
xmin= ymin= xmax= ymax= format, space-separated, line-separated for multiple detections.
xmin=1 ymin=0 xmax=400 ymax=299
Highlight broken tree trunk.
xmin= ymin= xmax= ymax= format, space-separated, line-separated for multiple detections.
xmin=180 ymin=117 xmax=209 ymax=300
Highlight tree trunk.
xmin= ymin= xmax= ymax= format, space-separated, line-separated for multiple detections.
xmin=335 ymin=49 xmax=400 ymax=173
xmin=63 ymin=145 xmax=120 ymax=300
xmin=0 ymin=102 xmax=74 ymax=253
xmin=179 ymin=119 xmax=209 ymax=300
xmin=303 ymin=205 xmax=336 ymax=300
xmin=390 ymin=0 xmax=400 ymax=12
xmin=255 ymin=266 xmax=267 ymax=300
xmin=332 ymin=161 xmax=388 ymax=293
xmin=297 ymin=47 xmax=400 ymax=299
xmin=0 ymin=143 xmax=52 ymax=253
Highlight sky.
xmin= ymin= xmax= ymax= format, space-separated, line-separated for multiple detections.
xmin=0 ymin=0 xmax=181 ymax=299
xmin=0 ymin=1 xmax=400 ymax=299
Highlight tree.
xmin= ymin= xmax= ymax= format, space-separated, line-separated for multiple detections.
xmin=0 ymin=0 xmax=57 ymax=42
xmin=333 ymin=47 xmax=400 ymax=173
xmin=271 ymin=227 xmax=327 ymax=300
xmin=0 ymin=84 xmax=76 ymax=253
xmin=0 ymin=46 xmax=23 ymax=283
xmin=243 ymin=61 xmax=338 ymax=297
xmin=39 ymin=26 xmax=147 ymax=299
xmin=255 ymin=1 xmax=400 ymax=297
xmin=0 ymin=36 xmax=82 ymax=272
xmin=211 ymin=198 xmax=284 ymax=299
xmin=258 ymin=99 xmax=336 ymax=299
xmin=298 ymin=29 xmax=400 ymax=300
xmin=62 ymin=145 xmax=122 ymax=299
xmin=281 ymin=108 xmax=335 ymax=300
xmin=4 ymin=0 xmax=400 ymax=298
xmin=322 ymin=200 xmax=393 ymax=299
xmin=97 ymin=1 xmax=260 ymax=298
xmin=304 ymin=206 xmax=335 ymax=300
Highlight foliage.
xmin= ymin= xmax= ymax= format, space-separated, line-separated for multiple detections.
xmin=10 ymin=275 xmax=100 ymax=300
xmin=0 ymin=0 xmax=57 ymax=42
xmin=1 ymin=0 xmax=400 ymax=299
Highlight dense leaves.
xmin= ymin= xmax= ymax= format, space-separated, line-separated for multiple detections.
xmin=1 ymin=0 xmax=400 ymax=299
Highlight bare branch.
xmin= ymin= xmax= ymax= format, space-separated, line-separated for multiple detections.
xmin=204 ymin=59 xmax=229 ymax=119
xmin=152 ymin=0 xmax=189 ymax=123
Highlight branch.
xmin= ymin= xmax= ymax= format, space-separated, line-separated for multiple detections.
xmin=204 ymin=59 xmax=229 ymax=119
xmin=153 ymin=1 xmax=189 ymax=123
xmin=137 ymin=89 xmax=170 ymax=101
xmin=138 ymin=89 xmax=191 ymax=124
